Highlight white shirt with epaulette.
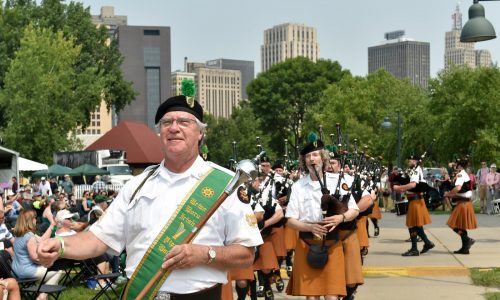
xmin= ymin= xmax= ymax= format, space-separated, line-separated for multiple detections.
xmin=90 ymin=156 xmax=263 ymax=293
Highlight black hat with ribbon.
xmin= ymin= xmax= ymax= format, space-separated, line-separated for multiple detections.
xmin=155 ymin=79 xmax=203 ymax=123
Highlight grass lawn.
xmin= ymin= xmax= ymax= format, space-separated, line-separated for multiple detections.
xmin=470 ymin=268 xmax=500 ymax=300
xmin=57 ymin=282 xmax=125 ymax=300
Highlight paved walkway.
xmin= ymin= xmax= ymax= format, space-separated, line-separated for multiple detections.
xmin=238 ymin=212 xmax=500 ymax=299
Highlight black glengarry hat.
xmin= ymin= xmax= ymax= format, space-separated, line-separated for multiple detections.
xmin=155 ymin=80 xmax=203 ymax=123
xmin=300 ymin=132 xmax=324 ymax=156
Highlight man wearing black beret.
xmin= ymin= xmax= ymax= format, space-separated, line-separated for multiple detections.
xmin=37 ymin=88 xmax=263 ymax=299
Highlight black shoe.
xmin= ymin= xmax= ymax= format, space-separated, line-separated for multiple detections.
xmin=466 ymin=238 xmax=476 ymax=251
xmin=286 ymin=266 xmax=293 ymax=277
xmin=275 ymin=277 xmax=284 ymax=292
xmin=361 ymin=247 xmax=368 ymax=257
xmin=402 ymin=249 xmax=420 ymax=256
xmin=264 ymin=289 xmax=274 ymax=300
xmin=421 ymin=242 xmax=435 ymax=254
xmin=374 ymin=227 xmax=380 ymax=237
xmin=454 ymin=248 xmax=470 ymax=255
xmin=256 ymin=286 xmax=264 ymax=297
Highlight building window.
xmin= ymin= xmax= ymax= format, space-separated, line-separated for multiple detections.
xmin=144 ymin=29 xmax=160 ymax=36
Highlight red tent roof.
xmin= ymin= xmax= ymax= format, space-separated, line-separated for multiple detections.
xmin=86 ymin=121 xmax=163 ymax=164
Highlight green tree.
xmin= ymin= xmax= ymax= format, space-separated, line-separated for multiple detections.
xmin=429 ymin=66 xmax=500 ymax=167
xmin=247 ymin=57 xmax=349 ymax=156
xmin=0 ymin=0 xmax=135 ymax=129
xmin=305 ymin=70 xmax=433 ymax=167
xmin=0 ymin=25 xmax=103 ymax=163
xmin=205 ymin=103 xmax=269 ymax=166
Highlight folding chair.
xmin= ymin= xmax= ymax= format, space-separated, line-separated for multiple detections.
xmin=0 ymin=250 xmax=38 ymax=294
xmin=22 ymin=259 xmax=67 ymax=300
xmin=82 ymin=255 xmax=121 ymax=300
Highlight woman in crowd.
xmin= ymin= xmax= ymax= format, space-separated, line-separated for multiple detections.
xmin=11 ymin=210 xmax=59 ymax=300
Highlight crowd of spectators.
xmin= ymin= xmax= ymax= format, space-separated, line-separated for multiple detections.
xmin=0 ymin=174 xmax=123 ymax=299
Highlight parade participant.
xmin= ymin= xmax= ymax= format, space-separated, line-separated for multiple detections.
xmin=285 ymin=137 xmax=359 ymax=300
xmin=367 ymin=175 xmax=382 ymax=237
xmin=225 ymin=185 xmax=265 ymax=300
xmin=393 ymin=155 xmax=435 ymax=256
xmin=328 ymin=155 xmax=375 ymax=300
xmin=254 ymin=157 xmax=284 ymax=299
xmin=36 ymin=89 xmax=263 ymax=300
xmin=445 ymin=159 xmax=477 ymax=254
xmin=274 ymin=162 xmax=297 ymax=278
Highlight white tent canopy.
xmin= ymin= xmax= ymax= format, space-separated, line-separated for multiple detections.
xmin=18 ymin=157 xmax=48 ymax=171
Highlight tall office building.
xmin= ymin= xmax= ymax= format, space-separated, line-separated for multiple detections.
xmin=205 ymin=59 xmax=254 ymax=99
xmin=91 ymin=6 xmax=127 ymax=38
xmin=74 ymin=6 xmax=128 ymax=148
xmin=116 ymin=26 xmax=171 ymax=129
xmin=261 ymin=23 xmax=320 ymax=72
xmin=195 ymin=67 xmax=241 ymax=119
xmin=444 ymin=5 xmax=492 ymax=70
xmin=368 ymin=30 xmax=430 ymax=88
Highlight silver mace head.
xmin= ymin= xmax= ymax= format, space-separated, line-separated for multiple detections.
xmin=224 ymin=151 xmax=265 ymax=194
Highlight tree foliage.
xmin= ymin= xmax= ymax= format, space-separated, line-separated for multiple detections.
xmin=0 ymin=25 xmax=94 ymax=163
xmin=429 ymin=66 xmax=500 ymax=166
xmin=205 ymin=103 xmax=270 ymax=166
xmin=304 ymin=69 xmax=432 ymax=167
xmin=0 ymin=0 xmax=135 ymax=162
xmin=247 ymin=57 xmax=349 ymax=157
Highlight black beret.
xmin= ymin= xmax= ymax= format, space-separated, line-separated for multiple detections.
xmin=272 ymin=160 xmax=284 ymax=170
xmin=407 ymin=154 xmax=421 ymax=161
xmin=456 ymin=158 xmax=468 ymax=168
xmin=300 ymin=140 xmax=324 ymax=156
xmin=260 ymin=156 xmax=270 ymax=163
xmin=155 ymin=95 xmax=203 ymax=124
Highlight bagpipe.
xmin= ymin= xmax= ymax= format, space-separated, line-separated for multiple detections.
xmin=394 ymin=139 xmax=436 ymax=193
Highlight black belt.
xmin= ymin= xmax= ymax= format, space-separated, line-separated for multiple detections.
xmin=299 ymin=231 xmax=339 ymax=241
xmin=406 ymin=193 xmax=423 ymax=201
xmin=154 ymin=283 xmax=222 ymax=300
xmin=452 ymin=197 xmax=471 ymax=202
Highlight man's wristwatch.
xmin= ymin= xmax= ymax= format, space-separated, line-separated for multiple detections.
xmin=207 ymin=246 xmax=216 ymax=264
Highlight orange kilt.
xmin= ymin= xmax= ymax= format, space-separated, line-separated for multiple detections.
xmin=368 ymin=201 xmax=382 ymax=219
xmin=253 ymin=238 xmax=279 ymax=271
xmin=284 ymin=224 xmax=299 ymax=251
xmin=229 ymin=265 xmax=255 ymax=281
xmin=447 ymin=201 xmax=478 ymax=230
xmin=286 ymin=239 xmax=346 ymax=297
xmin=270 ymin=226 xmax=287 ymax=257
xmin=405 ymin=197 xmax=431 ymax=227
xmin=356 ymin=217 xmax=369 ymax=247
xmin=339 ymin=229 xmax=364 ymax=285
xmin=221 ymin=273 xmax=234 ymax=300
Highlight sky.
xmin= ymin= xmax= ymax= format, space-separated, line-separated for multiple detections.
xmin=79 ymin=0 xmax=500 ymax=78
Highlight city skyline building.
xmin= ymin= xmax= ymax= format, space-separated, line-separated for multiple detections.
xmin=116 ymin=25 xmax=172 ymax=130
xmin=444 ymin=5 xmax=492 ymax=70
xmin=195 ymin=67 xmax=241 ymax=119
xmin=205 ymin=58 xmax=254 ymax=99
xmin=368 ymin=30 xmax=430 ymax=88
xmin=171 ymin=71 xmax=196 ymax=96
xmin=261 ymin=23 xmax=320 ymax=72
xmin=91 ymin=6 xmax=127 ymax=38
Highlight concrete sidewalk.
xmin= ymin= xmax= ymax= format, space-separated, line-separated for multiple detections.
xmin=267 ymin=212 xmax=500 ymax=299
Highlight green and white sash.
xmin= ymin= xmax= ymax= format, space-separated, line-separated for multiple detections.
xmin=122 ymin=167 xmax=232 ymax=300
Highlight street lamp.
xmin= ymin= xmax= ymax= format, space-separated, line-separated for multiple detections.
xmin=460 ymin=0 xmax=498 ymax=42
xmin=381 ymin=111 xmax=402 ymax=168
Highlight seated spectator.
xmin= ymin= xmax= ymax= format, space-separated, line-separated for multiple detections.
xmin=81 ymin=192 xmax=95 ymax=218
xmin=0 ymin=211 xmax=15 ymax=258
xmin=11 ymin=210 xmax=58 ymax=300
xmin=5 ymin=191 xmax=22 ymax=229
xmin=54 ymin=210 xmax=79 ymax=237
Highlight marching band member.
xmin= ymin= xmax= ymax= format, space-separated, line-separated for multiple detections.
xmin=445 ymin=159 xmax=477 ymax=254
xmin=285 ymin=138 xmax=359 ymax=300
xmin=393 ymin=155 xmax=435 ymax=256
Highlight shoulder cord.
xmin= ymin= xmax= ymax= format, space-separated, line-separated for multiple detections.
xmin=129 ymin=165 xmax=160 ymax=204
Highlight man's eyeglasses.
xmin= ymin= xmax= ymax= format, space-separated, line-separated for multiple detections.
xmin=158 ymin=117 xmax=197 ymax=129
